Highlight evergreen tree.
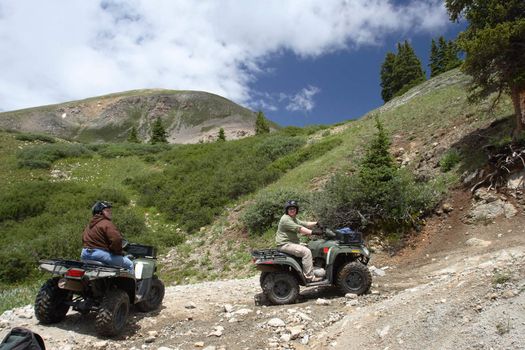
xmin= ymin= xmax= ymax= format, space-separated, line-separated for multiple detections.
xmin=255 ymin=111 xmax=270 ymax=135
xmin=392 ymin=41 xmax=426 ymax=97
xmin=429 ymin=36 xmax=462 ymax=77
xmin=429 ymin=39 xmax=441 ymax=78
xmin=356 ymin=115 xmax=398 ymax=222
xmin=150 ymin=118 xmax=168 ymax=144
xmin=444 ymin=40 xmax=462 ymax=71
xmin=381 ymin=41 xmax=426 ymax=101
xmin=380 ymin=52 xmax=397 ymax=102
xmin=127 ymin=126 xmax=140 ymax=143
xmin=217 ymin=127 xmax=226 ymax=141
xmin=446 ymin=0 xmax=525 ymax=137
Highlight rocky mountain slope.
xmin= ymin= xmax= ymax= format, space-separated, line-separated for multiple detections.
xmin=0 ymin=90 xmax=261 ymax=144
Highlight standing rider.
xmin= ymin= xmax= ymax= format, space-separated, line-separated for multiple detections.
xmin=276 ymin=200 xmax=321 ymax=282
xmin=81 ymin=201 xmax=134 ymax=274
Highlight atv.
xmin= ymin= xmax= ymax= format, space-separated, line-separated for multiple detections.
xmin=34 ymin=243 xmax=164 ymax=337
xmin=252 ymin=227 xmax=371 ymax=305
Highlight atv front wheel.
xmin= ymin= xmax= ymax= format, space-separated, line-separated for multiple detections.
xmin=95 ymin=289 xmax=130 ymax=337
xmin=135 ymin=277 xmax=165 ymax=312
xmin=34 ymin=278 xmax=72 ymax=324
xmin=262 ymin=272 xmax=299 ymax=305
xmin=336 ymin=261 xmax=372 ymax=295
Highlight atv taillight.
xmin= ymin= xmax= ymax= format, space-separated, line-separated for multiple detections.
xmin=323 ymin=247 xmax=329 ymax=254
xmin=66 ymin=268 xmax=85 ymax=278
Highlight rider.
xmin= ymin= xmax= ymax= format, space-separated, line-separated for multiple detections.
xmin=81 ymin=201 xmax=134 ymax=274
xmin=275 ymin=200 xmax=321 ymax=282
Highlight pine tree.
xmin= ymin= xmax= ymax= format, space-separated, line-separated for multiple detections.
xmin=150 ymin=118 xmax=168 ymax=144
xmin=255 ymin=111 xmax=270 ymax=135
xmin=395 ymin=41 xmax=425 ymax=94
xmin=382 ymin=41 xmax=425 ymax=101
xmin=444 ymin=40 xmax=462 ymax=71
xmin=217 ymin=127 xmax=226 ymax=141
xmin=357 ymin=115 xmax=397 ymax=212
xmin=430 ymin=36 xmax=462 ymax=77
xmin=380 ymin=52 xmax=397 ymax=102
xmin=127 ymin=126 xmax=140 ymax=143
xmin=429 ymin=39 xmax=440 ymax=78
xmin=446 ymin=0 xmax=525 ymax=137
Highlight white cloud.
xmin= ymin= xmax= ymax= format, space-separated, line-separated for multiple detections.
xmin=286 ymin=86 xmax=321 ymax=112
xmin=0 ymin=0 xmax=449 ymax=112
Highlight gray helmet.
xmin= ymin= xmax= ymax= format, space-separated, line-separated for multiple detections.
xmin=92 ymin=201 xmax=112 ymax=215
xmin=284 ymin=200 xmax=299 ymax=214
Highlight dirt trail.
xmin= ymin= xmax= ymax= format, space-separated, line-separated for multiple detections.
xmin=1 ymin=195 xmax=525 ymax=350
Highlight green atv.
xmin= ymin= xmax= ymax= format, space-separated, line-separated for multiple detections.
xmin=252 ymin=227 xmax=371 ymax=305
xmin=34 ymin=243 xmax=164 ymax=337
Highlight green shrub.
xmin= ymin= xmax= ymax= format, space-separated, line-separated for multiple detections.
xmin=17 ymin=143 xmax=93 ymax=169
xmin=255 ymin=135 xmax=305 ymax=161
xmin=96 ymin=143 xmax=170 ymax=158
xmin=242 ymin=188 xmax=311 ymax=235
xmin=15 ymin=133 xmax=56 ymax=143
xmin=17 ymin=159 xmax=51 ymax=169
xmin=134 ymin=131 xmax=336 ymax=232
xmin=0 ymin=249 xmax=35 ymax=284
xmin=439 ymin=149 xmax=461 ymax=172
xmin=0 ymin=182 xmax=52 ymax=221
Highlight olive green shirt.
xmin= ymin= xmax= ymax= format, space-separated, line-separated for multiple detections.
xmin=275 ymin=214 xmax=308 ymax=246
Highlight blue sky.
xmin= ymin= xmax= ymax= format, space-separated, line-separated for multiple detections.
xmin=0 ymin=0 xmax=466 ymax=127
xmin=258 ymin=23 xmax=466 ymax=126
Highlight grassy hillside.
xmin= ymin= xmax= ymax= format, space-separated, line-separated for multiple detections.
xmin=157 ymin=69 xmax=515 ymax=284
xmin=0 ymin=69 xmax=516 ymax=313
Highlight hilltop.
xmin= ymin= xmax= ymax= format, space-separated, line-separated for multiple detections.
xmin=0 ymin=90 xmax=264 ymax=144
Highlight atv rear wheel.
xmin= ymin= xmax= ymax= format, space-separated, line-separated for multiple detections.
xmin=262 ymin=272 xmax=299 ymax=305
xmin=259 ymin=272 xmax=269 ymax=289
xmin=336 ymin=261 xmax=372 ymax=295
xmin=34 ymin=278 xmax=72 ymax=324
xmin=95 ymin=289 xmax=130 ymax=337
xmin=135 ymin=277 xmax=165 ymax=312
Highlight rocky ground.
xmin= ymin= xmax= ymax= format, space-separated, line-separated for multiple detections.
xmin=1 ymin=190 xmax=525 ymax=350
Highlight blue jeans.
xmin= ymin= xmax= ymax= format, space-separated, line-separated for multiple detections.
xmin=81 ymin=248 xmax=134 ymax=274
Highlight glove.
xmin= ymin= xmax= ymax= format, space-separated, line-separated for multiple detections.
xmin=311 ymin=227 xmax=324 ymax=236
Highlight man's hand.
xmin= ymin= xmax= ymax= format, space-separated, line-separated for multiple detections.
xmin=311 ymin=227 xmax=324 ymax=236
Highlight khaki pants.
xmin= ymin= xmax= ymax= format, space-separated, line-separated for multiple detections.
xmin=279 ymin=243 xmax=314 ymax=278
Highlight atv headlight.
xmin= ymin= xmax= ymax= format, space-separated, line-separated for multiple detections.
xmin=362 ymin=246 xmax=369 ymax=256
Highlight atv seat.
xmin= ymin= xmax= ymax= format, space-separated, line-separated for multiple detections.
xmin=81 ymin=259 xmax=124 ymax=270
xmin=82 ymin=259 xmax=105 ymax=265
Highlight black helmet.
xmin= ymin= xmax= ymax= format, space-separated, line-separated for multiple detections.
xmin=284 ymin=200 xmax=299 ymax=214
xmin=92 ymin=201 xmax=112 ymax=215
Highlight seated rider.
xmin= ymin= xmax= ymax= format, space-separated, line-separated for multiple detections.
xmin=275 ymin=200 xmax=321 ymax=282
xmin=81 ymin=201 xmax=134 ymax=274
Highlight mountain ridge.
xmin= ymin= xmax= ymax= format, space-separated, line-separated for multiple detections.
xmin=0 ymin=89 xmax=265 ymax=144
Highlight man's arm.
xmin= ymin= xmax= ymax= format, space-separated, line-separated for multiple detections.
xmin=105 ymin=222 xmax=123 ymax=255
xmin=298 ymin=226 xmax=313 ymax=236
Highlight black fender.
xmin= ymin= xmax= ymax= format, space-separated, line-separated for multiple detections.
xmin=111 ymin=277 xmax=136 ymax=304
